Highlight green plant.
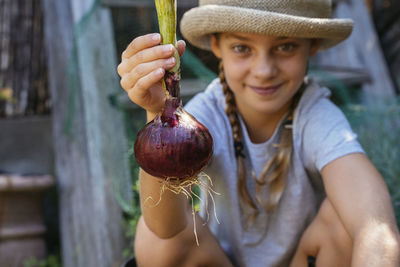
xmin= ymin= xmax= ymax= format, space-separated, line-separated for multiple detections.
xmin=343 ymin=98 xmax=400 ymax=228
xmin=120 ymin=111 xmax=144 ymax=259
xmin=122 ymin=177 xmax=141 ymax=259
xmin=23 ymin=255 xmax=61 ymax=267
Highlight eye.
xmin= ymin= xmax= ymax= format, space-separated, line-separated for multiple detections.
xmin=232 ymin=44 xmax=250 ymax=54
xmin=275 ymin=43 xmax=298 ymax=53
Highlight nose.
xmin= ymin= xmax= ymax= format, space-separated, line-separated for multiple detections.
xmin=252 ymin=53 xmax=278 ymax=80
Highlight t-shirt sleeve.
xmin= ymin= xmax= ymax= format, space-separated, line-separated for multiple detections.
xmin=300 ymin=98 xmax=365 ymax=172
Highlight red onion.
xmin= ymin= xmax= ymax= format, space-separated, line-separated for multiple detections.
xmin=134 ymin=97 xmax=213 ymax=180
xmin=133 ymin=0 xmax=213 ymax=181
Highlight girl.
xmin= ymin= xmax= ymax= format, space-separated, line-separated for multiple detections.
xmin=117 ymin=0 xmax=400 ymax=266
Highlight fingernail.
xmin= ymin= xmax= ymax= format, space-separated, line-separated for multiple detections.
xmin=166 ymin=57 xmax=175 ymax=65
xmin=157 ymin=68 xmax=164 ymax=75
xmin=163 ymin=44 xmax=174 ymax=52
xmin=152 ymin=33 xmax=161 ymax=41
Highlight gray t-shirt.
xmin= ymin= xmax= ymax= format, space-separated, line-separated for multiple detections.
xmin=185 ymin=77 xmax=364 ymax=267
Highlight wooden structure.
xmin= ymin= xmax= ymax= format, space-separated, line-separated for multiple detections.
xmin=42 ymin=0 xmax=132 ymax=266
xmin=311 ymin=0 xmax=396 ymax=99
xmin=371 ymin=0 xmax=400 ymax=92
xmin=0 ymin=175 xmax=54 ymax=266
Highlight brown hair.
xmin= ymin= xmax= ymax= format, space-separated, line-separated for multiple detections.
xmin=219 ymin=61 xmax=302 ymax=221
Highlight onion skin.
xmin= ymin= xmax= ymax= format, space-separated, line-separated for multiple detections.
xmin=134 ymin=98 xmax=213 ymax=180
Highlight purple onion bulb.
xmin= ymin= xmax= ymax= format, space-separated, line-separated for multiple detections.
xmin=134 ymin=97 xmax=213 ymax=181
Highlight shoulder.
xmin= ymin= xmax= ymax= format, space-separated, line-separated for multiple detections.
xmin=185 ymin=78 xmax=225 ymax=114
xmin=184 ymin=78 xmax=228 ymax=135
xmin=295 ymin=79 xmax=342 ymax=124
xmin=294 ymin=79 xmax=353 ymax=136
xmin=294 ymin=79 xmax=364 ymax=172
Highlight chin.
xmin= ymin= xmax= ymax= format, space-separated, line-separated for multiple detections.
xmin=256 ymin=105 xmax=281 ymax=115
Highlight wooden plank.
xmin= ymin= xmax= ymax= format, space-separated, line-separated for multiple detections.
xmin=102 ymin=0 xmax=198 ymax=8
xmin=311 ymin=0 xmax=395 ymax=101
xmin=0 ymin=174 xmax=54 ymax=191
xmin=41 ymin=0 xmax=132 ymax=266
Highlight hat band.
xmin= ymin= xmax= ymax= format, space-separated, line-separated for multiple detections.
xmin=199 ymin=0 xmax=332 ymax=18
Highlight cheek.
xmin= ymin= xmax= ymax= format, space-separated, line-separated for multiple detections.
xmin=281 ymin=56 xmax=308 ymax=80
xmin=223 ymin=59 xmax=248 ymax=83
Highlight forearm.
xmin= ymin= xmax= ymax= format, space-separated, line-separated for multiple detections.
xmin=139 ymin=169 xmax=189 ymax=238
xmin=352 ymin=220 xmax=400 ymax=267
xmin=140 ymin=111 xmax=189 ymax=238
xmin=322 ymin=154 xmax=400 ymax=266
xmin=348 ymin=180 xmax=400 ymax=266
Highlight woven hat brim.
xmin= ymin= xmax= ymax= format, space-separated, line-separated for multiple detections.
xmin=180 ymin=5 xmax=354 ymax=50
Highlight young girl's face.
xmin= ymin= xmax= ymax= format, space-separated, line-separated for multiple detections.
xmin=211 ymin=33 xmax=319 ymax=119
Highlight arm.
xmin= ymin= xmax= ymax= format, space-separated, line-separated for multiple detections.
xmin=322 ymin=153 xmax=400 ymax=266
xmin=139 ymin=168 xmax=189 ymax=238
xmin=118 ymin=33 xmax=189 ymax=237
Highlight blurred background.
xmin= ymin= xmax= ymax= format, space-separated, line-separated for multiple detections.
xmin=0 ymin=0 xmax=399 ymax=266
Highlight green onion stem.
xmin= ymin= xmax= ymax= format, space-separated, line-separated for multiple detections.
xmin=155 ymin=0 xmax=181 ymax=98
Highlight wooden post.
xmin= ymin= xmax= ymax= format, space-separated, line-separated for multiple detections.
xmin=371 ymin=0 xmax=400 ymax=92
xmin=41 ymin=0 xmax=132 ymax=266
xmin=311 ymin=0 xmax=396 ymax=99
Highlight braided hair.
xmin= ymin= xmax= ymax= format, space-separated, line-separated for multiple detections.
xmin=219 ymin=62 xmax=258 ymax=217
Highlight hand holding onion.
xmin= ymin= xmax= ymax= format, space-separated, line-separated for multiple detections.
xmin=117 ymin=34 xmax=186 ymax=119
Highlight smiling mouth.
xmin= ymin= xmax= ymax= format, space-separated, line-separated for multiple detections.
xmin=248 ymin=83 xmax=283 ymax=95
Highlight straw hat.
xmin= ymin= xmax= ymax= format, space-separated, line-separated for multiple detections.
xmin=180 ymin=0 xmax=354 ymax=50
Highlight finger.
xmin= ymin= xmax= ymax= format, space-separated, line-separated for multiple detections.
xmin=120 ymin=57 xmax=176 ymax=91
xmin=127 ymin=68 xmax=165 ymax=101
xmin=118 ymin=43 xmax=175 ymax=76
xmin=177 ymin=40 xmax=186 ymax=57
xmin=122 ymin=33 xmax=161 ymax=60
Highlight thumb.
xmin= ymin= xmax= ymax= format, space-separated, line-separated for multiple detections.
xmin=177 ymin=40 xmax=186 ymax=57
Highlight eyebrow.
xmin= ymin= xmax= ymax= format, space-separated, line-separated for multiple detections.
xmin=225 ymin=34 xmax=292 ymax=41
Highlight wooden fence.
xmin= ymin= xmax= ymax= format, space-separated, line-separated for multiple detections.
xmin=0 ymin=0 xmax=50 ymax=117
